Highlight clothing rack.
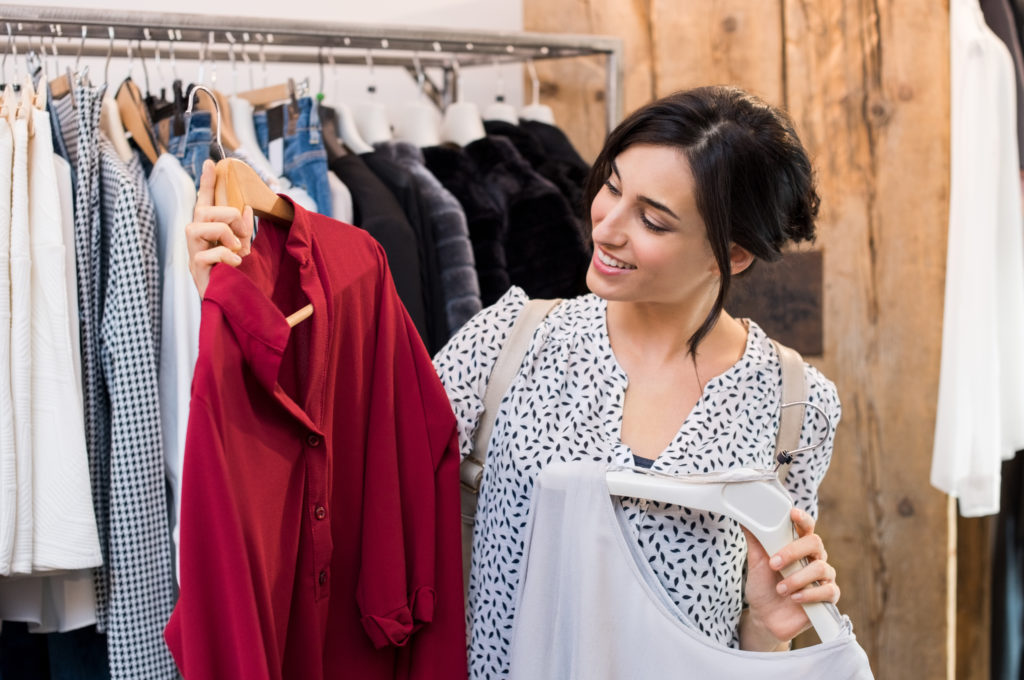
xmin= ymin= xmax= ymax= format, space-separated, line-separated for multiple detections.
xmin=0 ymin=5 xmax=624 ymax=133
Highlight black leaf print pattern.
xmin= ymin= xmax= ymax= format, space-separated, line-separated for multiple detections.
xmin=433 ymin=286 xmax=841 ymax=679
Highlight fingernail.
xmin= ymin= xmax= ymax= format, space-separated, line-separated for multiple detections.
xmin=776 ymin=583 xmax=788 ymax=595
xmin=233 ymin=237 xmax=242 ymax=248
xmin=791 ymin=592 xmax=803 ymax=602
xmin=770 ymin=556 xmax=782 ymax=569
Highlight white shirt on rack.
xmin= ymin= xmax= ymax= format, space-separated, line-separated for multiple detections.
xmin=149 ymin=152 xmax=201 ymax=582
xmin=932 ymin=0 xmax=1024 ymax=516
xmin=10 ymin=114 xmax=33 ymax=574
xmin=0 ymin=117 xmax=14 ymax=576
xmin=0 ymin=150 xmax=99 ymax=636
xmin=25 ymin=107 xmax=101 ymax=572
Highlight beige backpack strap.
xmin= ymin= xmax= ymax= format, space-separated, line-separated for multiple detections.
xmin=771 ymin=340 xmax=807 ymax=484
xmin=460 ymin=298 xmax=562 ymax=595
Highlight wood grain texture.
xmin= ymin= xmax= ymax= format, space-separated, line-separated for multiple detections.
xmin=783 ymin=2 xmax=950 ymax=675
xmin=648 ymin=0 xmax=784 ymax=104
xmin=525 ymin=0 xmax=953 ymax=675
xmin=523 ymin=0 xmax=655 ymax=160
xmin=956 ymin=515 xmax=994 ymax=680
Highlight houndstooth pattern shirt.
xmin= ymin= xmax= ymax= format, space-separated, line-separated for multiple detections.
xmin=97 ymin=138 xmax=177 ymax=679
xmin=54 ymin=83 xmax=112 ymax=625
xmin=433 ymin=288 xmax=841 ymax=679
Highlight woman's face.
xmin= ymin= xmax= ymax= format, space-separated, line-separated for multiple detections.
xmin=586 ymin=143 xmax=719 ymax=307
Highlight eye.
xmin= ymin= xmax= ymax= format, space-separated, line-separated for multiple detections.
xmin=604 ymin=179 xmax=621 ymax=196
xmin=641 ymin=213 xmax=669 ymax=233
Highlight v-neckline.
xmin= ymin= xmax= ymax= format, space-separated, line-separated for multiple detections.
xmin=598 ymin=300 xmax=754 ymax=467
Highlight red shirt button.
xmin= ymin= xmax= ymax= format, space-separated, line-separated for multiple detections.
xmin=315 ymin=505 xmax=327 ymax=520
xmin=307 ymin=433 xmax=321 ymax=447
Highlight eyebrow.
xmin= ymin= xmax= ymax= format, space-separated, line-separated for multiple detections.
xmin=610 ymin=160 xmax=680 ymax=220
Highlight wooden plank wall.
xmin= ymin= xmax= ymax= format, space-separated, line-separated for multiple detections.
xmin=524 ymin=1 xmax=954 ymax=677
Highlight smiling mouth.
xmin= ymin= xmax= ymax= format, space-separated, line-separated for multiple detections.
xmin=596 ymin=248 xmax=637 ymax=270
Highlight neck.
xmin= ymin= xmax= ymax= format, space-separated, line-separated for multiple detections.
xmin=606 ymin=298 xmax=747 ymax=371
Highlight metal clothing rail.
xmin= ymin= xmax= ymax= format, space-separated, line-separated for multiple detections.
xmin=0 ymin=5 xmax=624 ymax=131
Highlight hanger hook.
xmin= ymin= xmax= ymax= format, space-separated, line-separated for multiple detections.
xmin=329 ymin=47 xmax=338 ymax=102
xmin=450 ymin=57 xmax=462 ymax=103
xmin=773 ymin=400 xmax=833 ymax=471
xmin=365 ymin=49 xmax=376 ymax=95
xmin=412 ymin=52 xmax=424 ymax=96
xmin=240 ymin=32 xmax=253 ymax=91
xmin=317 ymin=46 xmax=324 ymax=100
xmin=137 ymin=40 xmax=150 ymax=93
xmin=74 ymin=25 xmax=86 ymax=72
xmin=526 ymin=58 xmax=541 ymax=106
xmin=256 ymin=34 xmax=267 ymax=88
xmin=226 ymin=32 xmax=238 ymax=95
xmin=103 ymin=26 xmax=116 ymax=86
xmin=186 ymin=84 xmax=226 ymax=161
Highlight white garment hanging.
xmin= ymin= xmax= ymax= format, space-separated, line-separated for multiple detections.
xmin=25 ymin=107 xmax=101 ymax=571
xmin=55 ymin=154 xmax=82 ymax=392
xmin=932 ymin=0 xmax=1024 ymax=516
xmin=327 ymin=172 xmax=354 ymax=224
xmin=0 ymin=117 xmax=14 ymax=576
xmin=0 ymin=149 xmax=100 ymax=635
xmin=9 ymin=115 xmax=33 ymax=575
xmin=507 ymin=462 xmax=874 ymax=680
xmin=149 ymin=152 xmax=201 ymax=582
xmin=0 ymin=569 xmax=97 ymax=633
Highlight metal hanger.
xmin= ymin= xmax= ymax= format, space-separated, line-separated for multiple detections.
xmin=187 ymin=84 xmax=309 ymax=327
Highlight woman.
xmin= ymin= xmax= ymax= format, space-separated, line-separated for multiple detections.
xmin=186 ymin=86 xmax=841 ymax=676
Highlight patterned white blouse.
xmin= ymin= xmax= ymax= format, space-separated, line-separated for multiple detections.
xmin=433 ymin=287 xmax=841 ymax=679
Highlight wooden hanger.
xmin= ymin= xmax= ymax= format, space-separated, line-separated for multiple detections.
xmin=190 ymin=83 xmax=311 ymax=327
xmin=238 ymin=77 xmax=302 ymax=111
xmin=213 ymin=157 xmax=311 ymax=328
xmin=116 ymin=78 xmax=162 ymax=164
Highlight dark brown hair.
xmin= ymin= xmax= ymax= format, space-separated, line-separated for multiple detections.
xmin=584 ymin=86 xmax=820 ymax=355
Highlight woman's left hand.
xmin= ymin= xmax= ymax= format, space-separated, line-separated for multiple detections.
xmin=739 ymin=507 xmax=840 ymax=651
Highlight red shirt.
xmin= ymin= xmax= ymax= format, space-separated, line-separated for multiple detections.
xmin=164 ymin=201 xmax=467 ymax=680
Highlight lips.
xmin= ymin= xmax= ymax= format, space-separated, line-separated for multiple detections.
xmin=596 ymin=247 xmax=636 ymax=270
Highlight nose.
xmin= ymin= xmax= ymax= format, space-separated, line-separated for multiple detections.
xmin=591 ymin=199 xmax=629 ymax=248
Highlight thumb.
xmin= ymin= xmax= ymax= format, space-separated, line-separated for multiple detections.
xmin=741 ymin=525 xmax=770 ymax=566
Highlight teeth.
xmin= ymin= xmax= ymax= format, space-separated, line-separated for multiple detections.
xmin=598 ymin=250 xmax=636 ymax=270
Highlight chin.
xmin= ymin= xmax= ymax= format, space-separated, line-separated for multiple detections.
xmin=586 ymin=266 xmax=629 ymax=302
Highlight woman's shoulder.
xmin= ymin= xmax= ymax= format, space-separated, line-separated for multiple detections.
xmin=744 ymin=320 xmax=841 ymax=415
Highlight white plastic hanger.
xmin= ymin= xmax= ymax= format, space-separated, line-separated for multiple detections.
xmin=605 ymin=464 xmax=843 ymax=643
xmin=393 ymin=53 xmax=440 ymax=147
xmin=520 ymin=59 xmax=555 ymax=125
xmin=325 ymin=48 xmax=372 ymax=154
xmin=483 ymin=59 xmax=519 ymax=125
xmin=353 ymin=49 xmax=392 ymax=146
xmin=440 ymin=59 xmax=485 ymax=147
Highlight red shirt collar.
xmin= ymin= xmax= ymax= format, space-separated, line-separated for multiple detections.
xmin=203 ymin=197 xmax=329 ymax=432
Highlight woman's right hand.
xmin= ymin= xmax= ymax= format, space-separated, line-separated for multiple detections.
xmin=187 ymin=159 xmax=254 ymax=298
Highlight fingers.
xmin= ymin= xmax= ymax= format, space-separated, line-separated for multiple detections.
xmin=196 ymin=159 xmax=216 ymax=213
xmin=193 ymin=245 xmax=243 ymax=269
xmin=187 ymin=220 xmax=243 ymax=258
xmin=775 ymin=558 xmax=836 ymax=596
xmin=786 ymin=576 xmax=841 ymax=606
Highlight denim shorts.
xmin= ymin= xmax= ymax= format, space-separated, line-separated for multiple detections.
xmin=168 ymin=111 xmax=212 ymax=189
xmin=251 ymin=98 xmax=330 ymax=215
xmin=282 ymin=97 xmax=331 ymax=215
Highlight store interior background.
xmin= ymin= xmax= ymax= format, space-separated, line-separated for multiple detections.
xmin=33 ymin=1 xmax=973 ymax=678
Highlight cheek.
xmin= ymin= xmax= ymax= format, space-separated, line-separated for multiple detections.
xmin=590 ymin=191 xmax=613 ymax=227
